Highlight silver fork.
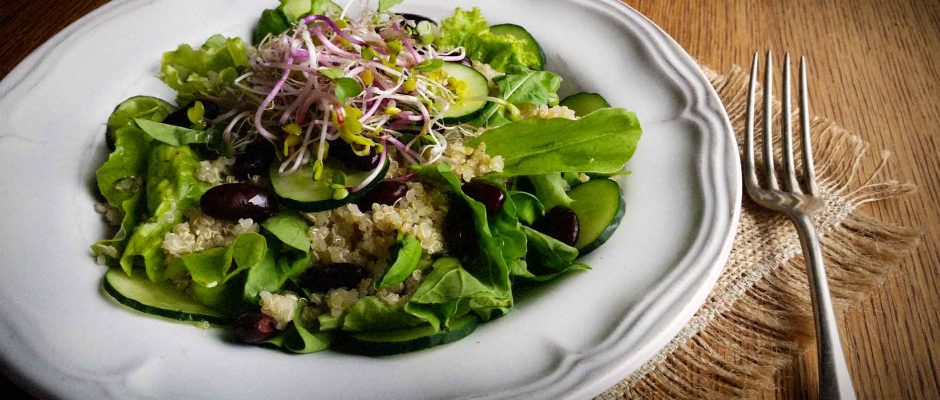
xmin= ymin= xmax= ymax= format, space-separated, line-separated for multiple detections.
xmin=744 ymin=51 xmax=857 ymax=400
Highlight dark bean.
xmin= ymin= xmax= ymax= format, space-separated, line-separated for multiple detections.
xmin=232 ymin=313 xmax=278 ymax=344
xmin=299 ymin=263 xmax=369 ymax=293
xmin=233 ymin=141 xmax=275 ymax=179
xmin=161 ymin=107 xmax=190 ymax=127
xmin=200 ymin=183 xmax=278 ymax=221
xmin=397 ymin=13 xmax=438 ymax=26
xmin=201 ymin=101 xmax=220 ymax=119
xmin=356 ymin=180 xmax=408 ymax=209
xmin=443 ymin=198 xmax=478 ymax=258
xmin=461 ymin=180 xmax=505 ymax=215
xmin=329 ymin=140 xmax=381 ymax=171
xmin=533 ymin=206 xmax=580 ymax=247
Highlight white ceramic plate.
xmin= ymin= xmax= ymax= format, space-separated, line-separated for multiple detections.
xmin=0 ymin=0 xmax=739 ymax=398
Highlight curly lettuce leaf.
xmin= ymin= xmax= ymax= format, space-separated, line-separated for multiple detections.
xmin=377 ymin=0 xmax=403 ymax=13
xmin=92 ymin=97 xmax=175 ymax=263
xmin=437 ymin=8 xmax=540 ymax=71
xmin=160 ymin=35 xmax=250 ymax=103
xmin=119 ymin=144 xmax=211 ymax=280
xmin=467 ymin=108 xmax=642 ymax=177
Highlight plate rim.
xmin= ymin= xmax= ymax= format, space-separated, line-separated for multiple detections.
xmin=0 ymin=1 xmax=741 ymax=399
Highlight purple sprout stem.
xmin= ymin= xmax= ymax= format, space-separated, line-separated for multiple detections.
xmin=385 ymin=135 xmax=420 ymax=164
xmin=302 ymin=15 xmax=367 ymax=46
xmin=254 ymin=55 xmax=295 ymax=141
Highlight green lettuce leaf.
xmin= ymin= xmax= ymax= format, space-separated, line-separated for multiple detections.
xmin=244 ymin=213 xmax=312 ymax=303
xmin=119 ymin=144 xmax=211 ymax=280
xmin=508 ymin=191 xmax=543 ymax=225
xmin=342 ymin=296 xmax=427 ymax=331
xmin=404 ymin=257 xmax=511 ymax=330
xmin=529 ymin=173 xmax=575 ymax=211
xmin=467 ymin=108 xmax=643 ymax=177
xmin=261 ymin=212 xmax=311 ymax=252
xmin=517 ymin=225 xmax=588 ymax=281
xmin=283 ymin=302 xmax=331 ymax=353
xmin=436 ymin=8 xmax=489 ymax=50
xmin=473 ymin=67 xmax=562 ymax=128
xmin=174 ymin=232 xmax=267 ymax=288
xmin=409 ymin=164 xmax=518 ymax=327
xmin=374 ymin=234 xmax=422 ymax=289
xmin=134 ymin=119 xmax=210 ymax=146
xmin=436 ymin=8 xmax=540 ymax=71
xmin=160 ymin=35 xmax=250 ymax=103
xmin=92 ymin=97 xmax=175 ymax=263
xmin=254 ymin=9 xmax=291 ymax=45
xmin=377 ymin=0 xmax=403 ymax=13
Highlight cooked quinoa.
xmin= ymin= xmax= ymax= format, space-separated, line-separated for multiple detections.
xmin=162 ymin=209 xmax=259 ymax=258
xmin=441 ymin=141 xmax=505 ymax=182
xmin=520 ymin=104 xmax=578 ymax=120
xmin=195 ymin=157 xmax=235 ymax=184
xmin=259 ymin=291 xmax=300 ymax=329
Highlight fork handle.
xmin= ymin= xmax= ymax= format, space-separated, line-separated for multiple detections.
xmin=792 ymin=214 xmax=857 ymax=400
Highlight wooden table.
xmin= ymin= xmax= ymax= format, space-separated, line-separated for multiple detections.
xmin=1 ymin=1 xmax=937 ymax=398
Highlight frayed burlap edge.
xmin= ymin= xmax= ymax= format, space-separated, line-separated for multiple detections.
xmin=599 ymin=66 xmax=921 ymax=399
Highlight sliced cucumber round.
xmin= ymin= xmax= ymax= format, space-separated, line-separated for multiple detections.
xmin=567 ymin=178 xmax=625 ymax=254
xmin=489 ymin=23 xmax=545 ymax=70
xmin=332 ymin=314 xmax=479 ymax=356
xmin=559 ymin=92 xmax=610 ymax=117
xmin=440 ymin=62 xmax=489 ymax=123
xmin=102 ymin=268 xmax=230 ymax=324
xmin=269 ymin=159 xmax=389 ymax=212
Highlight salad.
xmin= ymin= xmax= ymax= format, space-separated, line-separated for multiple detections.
xmin=91 ymin=0 xmax=641 ymax=355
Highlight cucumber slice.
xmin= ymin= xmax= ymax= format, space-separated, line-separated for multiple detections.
xmin=559 ymin=92 xmax=611 ymax=117
xmin=102 ymin=268 xmax=230 ymax=324
xmin=269 ymin=159 xmax=389 ymax=212
xmin=440 ymin=62 xmax=489 ymax=123
xmin=489 ymin=24 xmax=545 ymax=70
xmin=332 ymin=314 xmax=479 ymax=356
xmin=567 ymin=178 xmax=625 ymax=254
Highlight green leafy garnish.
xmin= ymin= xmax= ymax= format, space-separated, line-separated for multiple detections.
xmin=467 ymin=108 xmax=643 ymax=177
xmin=436 ymin=8 xmax=541 ymax=71
xmin=160 ymin=35 xmax=250 ymax=104
xmin=374 ymin=234 xmax=422 ymax=289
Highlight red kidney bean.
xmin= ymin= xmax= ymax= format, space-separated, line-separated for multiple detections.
xmin=461 ymin=180 xmax=505 ymax=215
xmin=300 ymin=263 xmax=369 ymax=293
xmin=232 ymin=313 xmax=278 ymax=344
xmin=356 ymin=180 xmax=408 ymax=209
xmin=200 ymin=183 xmax=277 ymax=221
xmin=534 ymin=206 xmax=580 ymax=247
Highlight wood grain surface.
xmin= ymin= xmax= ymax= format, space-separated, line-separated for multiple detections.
xmin=1 ymin=1 xmax=937 ymax=399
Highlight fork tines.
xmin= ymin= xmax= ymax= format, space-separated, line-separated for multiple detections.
xmin=744 ymin=51 xmax=818 ymax=197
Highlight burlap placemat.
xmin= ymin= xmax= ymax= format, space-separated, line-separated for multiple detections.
xmin=600 ymin=65 xmax=921 ymax=399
